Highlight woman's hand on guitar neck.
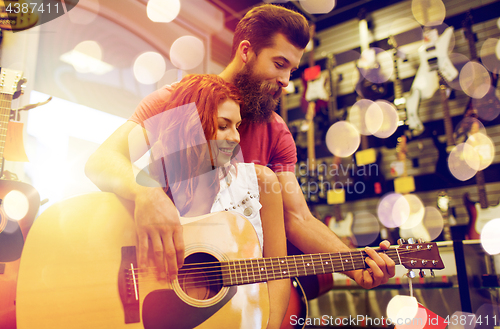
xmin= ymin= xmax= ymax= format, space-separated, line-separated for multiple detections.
xmin=134 ymin=187 xmax=184 ymax=280
xmin=347 ymin=240 xmax=396 ymax=289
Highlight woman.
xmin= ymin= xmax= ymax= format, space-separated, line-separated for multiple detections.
xmin=147 ymin=74 xmax=290 ymax=329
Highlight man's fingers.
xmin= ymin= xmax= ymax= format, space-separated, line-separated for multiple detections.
xmin=150 ymin=233 xmax=167 ymax=279
xmin=173 ymin=226 xmax=185 ymax=268
xmin=162 ymin=234 xmax=179 ymax=280
xmin=380 ymin=252 xmax=396 ymax=277
xmin=137 ymin=232 xmax=150 ymax=267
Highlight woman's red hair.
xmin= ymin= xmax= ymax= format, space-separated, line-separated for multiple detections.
xmin=150 ymin=74 xmax=243 ymax=214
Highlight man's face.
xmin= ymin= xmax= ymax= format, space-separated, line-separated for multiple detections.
xmin=234 ymin=33 xmax=304 ymax=123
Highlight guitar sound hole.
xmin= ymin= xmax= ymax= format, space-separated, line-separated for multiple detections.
xmin=178 ymin=252 xmax=223 ymax=301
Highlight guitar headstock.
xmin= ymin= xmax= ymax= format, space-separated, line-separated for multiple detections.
xmin=0 ymin=68 xmax=24 ymax=95
xmin=397 ymin=241 xmax=444 ymax=270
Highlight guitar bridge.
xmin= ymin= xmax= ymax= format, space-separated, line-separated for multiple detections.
xmin=118 ymin=246 xmax=140 ymax=324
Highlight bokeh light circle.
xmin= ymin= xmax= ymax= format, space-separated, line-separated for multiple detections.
xmin=352 ymin=211 xmax=380 ymax=247
xmin=147 ymin=0 xmax=180 ymax=23
xmin=411 ymin=0 xmax=446 ymax=26
xmin=133 ymin=52 xmax=166 ymax=84
xmin=370 ymin=100 xmax=399 ymax=138
xmin=72 ymin=40 xmax=103 ymax=73
xmin=3 ymin=190 xmax=29 ymax=220
xmin=170 ymin=36 xmax=205 ymax=70
xmin=480 ymin=38 xmax=500 ymax=73
xmin=448 ymin=143 xmax=479 ymax=181
xmin=325 ymin=121 xmax=361 ymax=157
xmin=387 ymin=295 xmax=419 ymax=324
xmin=349 ymin=99 xmax=375 ymax=136
xmin=378 ymin=193 xmax=409 ymax=228
xmin=459 ymin=61 xmax=491 ymax=99
xmin=464 ymin=132 xmax=495 ymax=171
xmin=480 ymin=218 xmax=500 ymax=255
xmin=395 ymin=305 xmax=427 ymax=329
xmin=422 ymin=207 xmax=445 ymax=241
xmin=300 ymin=0 xmax=336 ymax=14
xmin=399 ymin=195 xmax=425 ymax=230
xmin=454 ymin=116 xmax=487 ymax=144
xmin=446 ymin=52 xmax=470 ymax=91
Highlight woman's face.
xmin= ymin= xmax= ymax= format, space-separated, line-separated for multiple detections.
xmin=210 ymin=99 xmax=241 ymax=167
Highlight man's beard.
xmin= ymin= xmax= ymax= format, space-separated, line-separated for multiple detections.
xmin=233 ymin=60 xmax=282 ymax=123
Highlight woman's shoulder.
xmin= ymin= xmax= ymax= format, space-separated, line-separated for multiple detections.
xmin=253 ymin=164 xmax=278 ymax=185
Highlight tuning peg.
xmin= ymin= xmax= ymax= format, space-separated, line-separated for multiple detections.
xmin=397 ymin=238 xmax=406 ymax=245
xmin=417 ymin=238 xmax=425 ymax=243
xmin=430 ymin=269 xmax=435 ymax=278
xmin=419 ymin=269 xmax=426 ymax=278
xmin=407 ymin=270 xmax=416 ymax=279
xmin=408 ymin=238 xmax=416 ymax=244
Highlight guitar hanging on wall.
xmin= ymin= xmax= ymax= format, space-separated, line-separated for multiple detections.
xmin=355 ymin=9 xmax=388 ymax=101
xmin=0 ymin=68 xmax=41 ymax=329
xmin=16 ymin=192 xmax=445 ymax=329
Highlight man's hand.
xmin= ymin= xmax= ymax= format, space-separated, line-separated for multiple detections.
xmin=349 ymin=240 xmax=396 ymax=289
xmin=134 ymin=187 xmax=184 ymax=280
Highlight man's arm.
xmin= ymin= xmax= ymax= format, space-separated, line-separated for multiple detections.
xmin=85 ymin=121 xmax=184 ymax=279
xmin=255 ymin=165 xmax=290 ymax=329
xmin=275 ymin=171 xmax=396 ymax=289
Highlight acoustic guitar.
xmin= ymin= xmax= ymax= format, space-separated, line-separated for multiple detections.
xmin=0 ymin=68 xmax=41 ymax=329
xmin=16 ymin=192 xmax=445 ymax=329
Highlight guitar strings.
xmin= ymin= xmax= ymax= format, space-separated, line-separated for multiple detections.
xmin=128 ymin=248 xmax=428 ymax=273
xmin=124 ymin=249 xmax=437 ymax=288
xmin=127 ymin=248 xmax=431 ymax=278
xmin=126 ymin=256 xmax=431 ymax=290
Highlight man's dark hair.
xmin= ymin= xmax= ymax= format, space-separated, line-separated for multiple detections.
xmin=230 ymin=4 xmax=310 ymax=60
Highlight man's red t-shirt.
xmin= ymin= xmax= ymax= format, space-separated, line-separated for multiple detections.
xmin=129 ymin=85 xmax=297 ymax=173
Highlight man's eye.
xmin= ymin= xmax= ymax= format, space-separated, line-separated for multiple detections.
xmin=275 ymin=62 xmax=284 ymax=68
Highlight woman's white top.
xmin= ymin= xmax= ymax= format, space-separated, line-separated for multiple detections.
xmin=210 ymin=163 xmax=264 ymax=249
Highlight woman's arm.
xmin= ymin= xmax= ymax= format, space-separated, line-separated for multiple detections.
xmin=255 ymin=165 xmax=290 ymax=329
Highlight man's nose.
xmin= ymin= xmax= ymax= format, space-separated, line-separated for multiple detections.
xmin=277 ymin=72 xmax=290 ymax=87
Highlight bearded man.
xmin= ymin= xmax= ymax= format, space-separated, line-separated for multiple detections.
xmin=85 ymin=4 xmax=395 ymax=292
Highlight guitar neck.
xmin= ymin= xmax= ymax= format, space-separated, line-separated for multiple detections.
xmin=0 ymin=94 xmax=13 ymax=173
xmin=439 ymin=82 xmax=455 ymax=148
xmin=476 ymin=170 xmax=489 ymax=209
xmin=463 ymin=12 xmax=478 ymax=61
xmin=307 ymin=102 xmax=316 ymax=172
xmin=392 ymin=48 xmax=404 ymax=108
xmin=222 ymin=248 xmax=401 ymax=286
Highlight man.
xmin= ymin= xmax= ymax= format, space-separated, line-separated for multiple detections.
xmin=85 ymin=4 xmax=395 ymax=288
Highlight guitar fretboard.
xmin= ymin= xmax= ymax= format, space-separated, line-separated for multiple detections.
xmin=221 ymin=249 xmax=401 ymax=286
xmin=0 ymin=94 xmax=13 ymax=170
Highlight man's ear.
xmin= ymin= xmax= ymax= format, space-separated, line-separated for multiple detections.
xmin=237 ymin=40 xmax=253 ymax=64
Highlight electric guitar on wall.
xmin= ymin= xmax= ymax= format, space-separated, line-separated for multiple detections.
xmin=16 ymin=192 xmax=445 ymax=329
xmin=407 ymin=23 xmax=458 ymax=136
xmin=0 ymin=68 xmax=41 ymax=329
xmin=461 ymin=11 xmax=500 ymax=122
xmin=355 ymin=9 xmax=388 ymax=101
xmin=0 ymin=0 xmax=39 ymax=31
xmin=432 ymin=72 xmax=456 ymax=183
xmin=462 ymin=117 xmax=500 ymax=240
xmin=324 ymin=156 xmax=355 ymax=248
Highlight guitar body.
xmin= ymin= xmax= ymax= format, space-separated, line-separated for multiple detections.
xmin=280 ymin=278 xmax=308 ymax=329
xmin=464 ymin=192 xmax=500 ymax=240
xmin=355 ymin=65 xmax=389 ymax=101
xmin=0 ymin=179 xmax=40 ymax=329
xmin=16 ymin=192 xmax=269 ymax=329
